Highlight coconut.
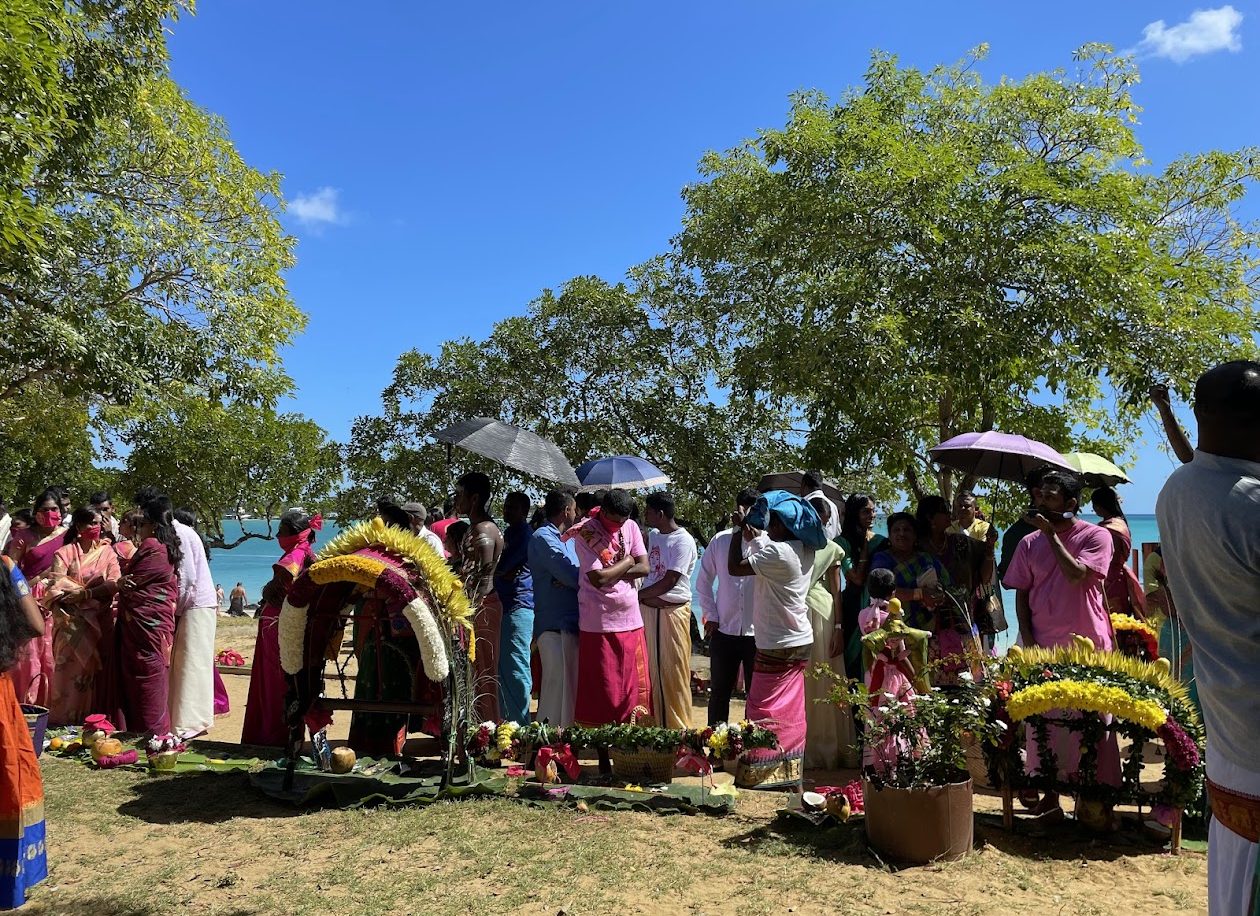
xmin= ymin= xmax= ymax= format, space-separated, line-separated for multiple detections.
xmin=330 ymin=746 xmax=356 ymax=774
xmin=801 ymin=791 xmax=826 ymax=811
xmin=82 ymin=729 xmax=107 ymax=749
xmin=825 ymin=793 xmax=852 ymax=822
xmin=91 ymin=737 xmax=124 ymax=761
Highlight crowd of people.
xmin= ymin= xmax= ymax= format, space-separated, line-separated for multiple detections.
xmin=0 ymin=360 xmax=1256 ymax=913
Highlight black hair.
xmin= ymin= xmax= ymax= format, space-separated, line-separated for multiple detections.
xmin=12 ymin=509 xmax=32 ymax=527
xmin=504 ymin=491 xmax=531 ymax=513
xmin=1037 ymin=469 xmax=1083 ymax=506
xmin=63 ymin=506 xmax=101 ymax=544
xmin=429 ymin=506 xmax=444 ymax=523
xmin=1090 ymin=485 xmax=1125 ymax=521
xmin=133 ymin=485 xmax=163 ymax=507
xmin=544 ymin=489 xmax=576 ymax=519
xmin=867 ymin=567 xmax=896 ymax=601
xmin=0 ymin=560 xmax=39 ymax=673
xmin=1194 ymin=360 xmax=1260 ymax=420
xmin=376 ymin=498 xmax=413 ymax=531
xmin=590 ymin=488 xmax=609 ymax=506
xmin=840 ymin=493 xmax=874 ymax=548
xmin=529 ymin=506 xmax=547 ymax=530
xmin=173 ymin=508 xmax=198 ymax=528
xmin=88 ymin=491 xmax=111 ymax=507
xmin=914 ymin=495 xmax=951 ymax=539
xmin=886 ymin=511 xmax=918 ymax=537
xmin=279 ymin=508 xmax=316 ymax=541
xmin=954 ymin=490 xmax=976 ymax=504
xmin=802 ymin=470 xmax=825 ymax=492
xmin=456 ymin=471 xmax=492 ymax=505
xmin=645 ymin=491 xmax=676 ymax=520
xmin=574 ymin=492 xmax=597 ymax=515
xmin=601 ymin=488 xmax=634 ymax=518
xmin=736 ymin=487 xmax=760 ymax=508
xmin=33 ymin=488 xmax=59 ymax=512
xmin=446 ymin=520 xmax=470 ymax=548
xmin=807 ymin=496 xmax=831 ymax=525
xmin=1024 ymin=465 xmax=1052 ymax=494
xmin=142 ymin=498 xmax=183 ymax=568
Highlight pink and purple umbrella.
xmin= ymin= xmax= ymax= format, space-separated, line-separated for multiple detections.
xmin=929 ymin=431 xmax=1073 ymax=483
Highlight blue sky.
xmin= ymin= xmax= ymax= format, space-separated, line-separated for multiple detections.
xmin=165 ymin=3 xmax=1255 ymax=513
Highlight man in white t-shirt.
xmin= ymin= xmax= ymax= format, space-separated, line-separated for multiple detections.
xmin=639 ymin=491 xmax=698 ymax=729
xmin=801 ymin=469 xmax=841 ymax=541
xmin=696 ymin=488 xmax=765 ymax=725
xmin=727 ymin=490 xmax=823 ymax=783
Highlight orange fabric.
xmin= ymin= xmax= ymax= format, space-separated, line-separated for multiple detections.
xmin=0 ymin=671 xmax=44 ymax=830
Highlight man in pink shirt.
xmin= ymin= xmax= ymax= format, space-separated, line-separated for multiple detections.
xmin=564 ymin=489 xmax=651 ymax=729
xmin=1004 ymin=468 xmax=1117 ymax=820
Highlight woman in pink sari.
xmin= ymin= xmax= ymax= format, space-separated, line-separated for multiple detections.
xmin=45 ymin=507 xmax=121 ymax=725
xmin=3 ymin=489 xmax=66 ymax=704
xmin=242 ymin=509 xmax=321 ymax=746
xmin=114 ymin=500 xmax=181 ymax=735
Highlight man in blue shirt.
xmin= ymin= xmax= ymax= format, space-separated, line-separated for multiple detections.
xmin=494 ymin=491 xmax=535 ymax=724
xmin=526 ymin=490 xmax=580 ymax=726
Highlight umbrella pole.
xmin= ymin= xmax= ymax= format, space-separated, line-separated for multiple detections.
xmin=446 ymin=442 xmax=454 ymax=491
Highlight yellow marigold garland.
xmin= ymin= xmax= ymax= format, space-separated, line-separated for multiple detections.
xmin=1005 ymin=679 xmax=1168 ymax=732
xmin=1110 ymin=613 xmax=1159 ymax=641
xmin=308 ymin=554 xmax=386 ymax=590
xmin=316 ymin=517 xmax=473 ymax=634
xmin=1005 ymin=642 xmax=1194 ymax=719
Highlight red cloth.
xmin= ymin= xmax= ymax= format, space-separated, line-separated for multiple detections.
xmin=115 ymin=538 xmax=178 ymax=734
xmin=573 ymin=628 xmax=652 ymax=726
xmin=429 ymin=519 xmax=457 ymax=557
xmin=213 ymin=669 xmax=230 ymax=716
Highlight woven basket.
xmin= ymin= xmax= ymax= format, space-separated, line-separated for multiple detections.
xmin=962 ymin=733 xmax=991 ymax=789
xmin=609 ymin=705 xmax=674 ymax=783
xmin=610 ymin=747 xmax=675 ymax=784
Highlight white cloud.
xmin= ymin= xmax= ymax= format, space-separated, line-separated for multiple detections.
xmin=288 ymin=187 xmax=344 ymax=226
xmin=1137 ymin=5 xmax=1243 ymax=63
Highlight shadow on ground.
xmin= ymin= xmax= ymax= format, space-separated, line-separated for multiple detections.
xmin=116 ymin=771 xmax=302 ymax=825
xmin=29 ymin=896 xmax=261 ymax=916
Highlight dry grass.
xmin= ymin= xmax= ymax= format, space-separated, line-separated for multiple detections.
xmin=29 ymin=757 xmax=1206 ymax=916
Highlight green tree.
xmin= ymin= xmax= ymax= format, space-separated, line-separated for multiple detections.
xmin=0 ymin=0 xmax=182 ymax=258
xmin=121 ymin=395 xmax=343 ymax=548
xmin=1 ymin=75 xmax=301 ymax=408
xmin=673 ymin=45 xmax=1259 ymax=517
xmin=339 ymin=269 xmax=805 ymax=533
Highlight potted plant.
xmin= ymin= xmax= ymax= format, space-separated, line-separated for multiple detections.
xmin=835 ymin=671 xmax=1002 ymax=864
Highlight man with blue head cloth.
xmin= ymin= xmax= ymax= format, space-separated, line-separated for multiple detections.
xmin=725 ymin=490 xmax=823 ymax=788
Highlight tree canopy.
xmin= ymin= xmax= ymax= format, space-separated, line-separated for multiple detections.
xmin=346 ymin=46 xmax=1256 ymax=523
xmin=674 ymin=45 xmax=1258 ymax=507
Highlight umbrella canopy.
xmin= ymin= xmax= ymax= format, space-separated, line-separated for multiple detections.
xmin=929 ymin=431 xmax=1073 ymax=484
xmin=757 ymin=470 xmax=845 ymax=506
xmin=432 ymin=418 xmax=581 ymax=488
xmin=575 ymin=455 xmax=671 ymax=492
xmin=1062 ymin=452 xmax=1131 ymax=487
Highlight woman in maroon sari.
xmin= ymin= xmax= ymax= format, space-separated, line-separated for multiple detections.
xmin=3 ymin=489 xmax=66 ymax=704
xmin=115 ymin=500 xmax=181 ymax=735
xmin=1091 ymin=486 xmax=1145 ymax=619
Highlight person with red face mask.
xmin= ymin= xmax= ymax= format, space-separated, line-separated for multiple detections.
xmin=241 ymin=508 xmax=322 ymax=747
xmin=3 ymin=489 xmax=65 ymax=704
xmin=45 ymin=507 xmax=121 ymax=725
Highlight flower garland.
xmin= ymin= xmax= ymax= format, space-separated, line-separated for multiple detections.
xmin=278 ymin=599 xmax=309 ymax=675
xmin=471 ymin=720 xmax=779 ymax=765
xmin=401 ymin=596 xmax=450 ymax=682
xmin=317 ymin=517 xmax=472 ymax=632
xmin=987 ymin=645 xmax=1205 ymax=812
xmin=1005 ymin=679 xmax=1168 ymax=732
xmin=1110 ymin=613 xmax=1160 ymax=662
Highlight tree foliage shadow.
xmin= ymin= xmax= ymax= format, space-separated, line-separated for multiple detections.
xmin=974 ymin=811 xmax=1170 ymax=863
xmin=116 ymin=770 xmax=303 ymax=825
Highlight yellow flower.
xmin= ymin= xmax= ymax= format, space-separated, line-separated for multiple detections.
xmin=1006 ymin=679 xmax=1167 ymax=732
xmin=1110 ymin=613 xmax=1159 ymax=640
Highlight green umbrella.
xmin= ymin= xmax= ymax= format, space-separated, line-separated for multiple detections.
xmin=1062 ymin=452 xmax=1131 ymax=486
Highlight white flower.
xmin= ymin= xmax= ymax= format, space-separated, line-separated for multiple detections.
xmin=278 ymin=599 xmax=309 ymax=675
xmin=995 ymin=720 xmax=1008 ymax=731
xmin=403 ymin=596 xmax=449 ymax=681
xmin=958 ymin=671 xmax=974 ymax=683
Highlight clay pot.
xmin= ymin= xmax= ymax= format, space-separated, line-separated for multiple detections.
xmin=863 ymin=776 xmax=974 ymax=864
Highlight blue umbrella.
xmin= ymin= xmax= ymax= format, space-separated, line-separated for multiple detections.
xmin=576 ymin=455 xmax=671 ymax=491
